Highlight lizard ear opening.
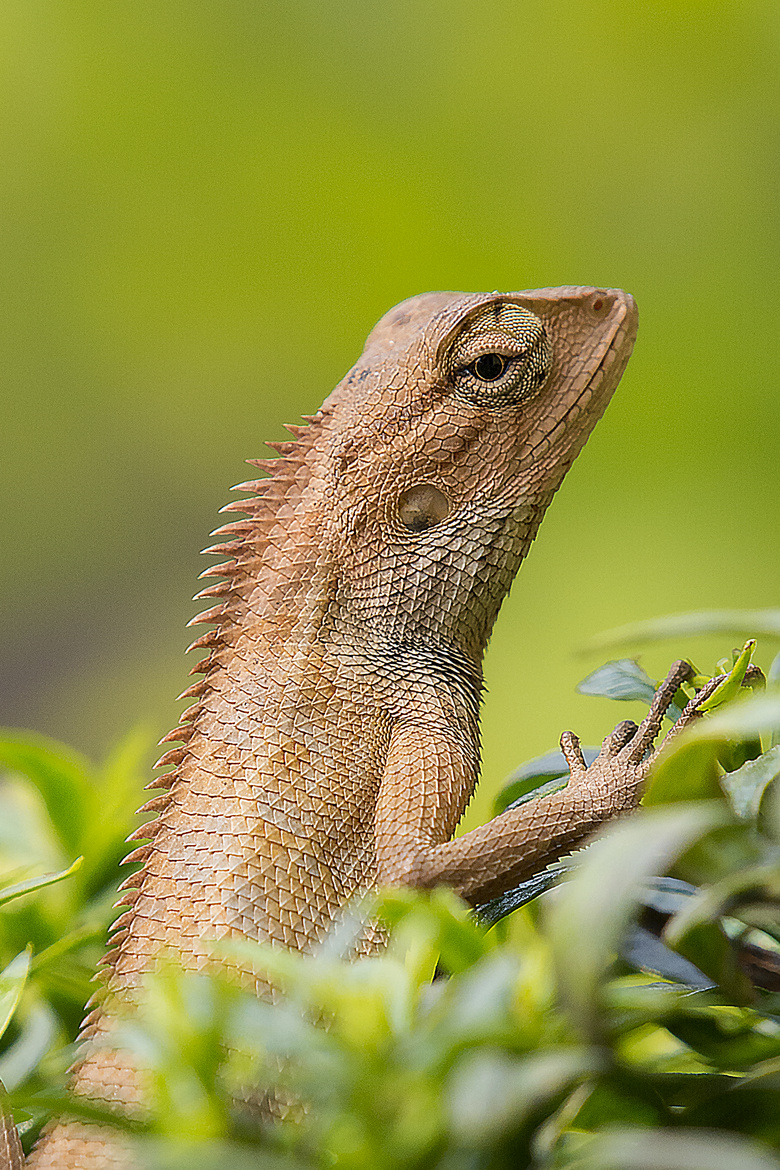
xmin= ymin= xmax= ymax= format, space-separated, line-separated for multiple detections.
xmin=397 ymin=484 xmax=451 ymax=532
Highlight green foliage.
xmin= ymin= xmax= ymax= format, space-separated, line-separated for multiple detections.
xmin=2 ymin=630 xmax=780 ymax=1166
xmin=0 ymin=729 xmax=148 ymax=1105
xmin=583 ymin=611 xmax=780 ymax=653
xmin=576 ymin=658 xmax=684 ymax=722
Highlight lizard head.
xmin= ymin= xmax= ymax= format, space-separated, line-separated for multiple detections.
xmin=316 ymin=286 xmax=639 ymax=659
xmin=269 ymin=287 xmax=637 ymax=662
xmin=314 ymin=286 xmax=638 ymax=659
xmin=329 ymin=285 xmax=637 ymax=503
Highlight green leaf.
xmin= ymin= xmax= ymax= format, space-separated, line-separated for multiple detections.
xmin=722 ymin=746 xmax=780 ymax=821
xmin=761 ymin=770 xmax=780 ymax=845
xmin=667 ymin=920 xmax=753 ymax=1004
xmin=0 ymin=1001 xmax=58 ymax=1090
xmin=769 ymin=654 xmax=780 ymax=749
xmin=644 ymin=694 xmax=780 ymax=810
xmin=446 ymin=1047 xmax=600 ymax=1146
xmin=545 ymin=804 xmax=724 ymax=1037
xmin=664 ymin=1010 xmax=780 ymax=1071
xmin=0 ymin=857 xmax=83 ymax=907
xmin=113 ymin=971 xmax=234 ymax=1141
xmin=374 ymin=885 xmax=493 ymax=977
xmin=0 ymin=732 xmax=93 ymax=857
xmin=583 ymin=608 xmax=780 ymax=652
xmin=0 ymin=949 xmax=31 ymax=1040
xmin=30 ymin=917 xmax=115 ymax=975
xmin=126 ymin=1139 xmax=307 ymax=1170
xmin=576 ymin=659 xmax=689 ymax=721
xmin=689 ymin=693 xmax=780 ymax=740
xmin=674 ymin=823 xmax=765 ymax=890
xmin=697 ymin=640 xmax=755 ymax=713
xmin=79 ymin=728 xmax=149 ymax=893
xmin=568 ymin=1074 xmax=667 ymax=1130
xmin=643 ymin=738 xmax=724 ymax=806
xmin=568 ymin=1126 xmax=780 ymax=1169
xmin=681 ymin=1069 xmax=780 ymax=1144
xmin=432 ymin=951 xmax=526 ymax=1049
xmin=577 ymin=658 xmax=658 ymax=703
xmin=665 ymin=865 xmax=780 ymax=949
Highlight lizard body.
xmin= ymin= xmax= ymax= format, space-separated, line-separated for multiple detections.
xmin=28 ymin=286 xmax=649 ymax=1167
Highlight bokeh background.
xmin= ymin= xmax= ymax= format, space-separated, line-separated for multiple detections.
xmin=2 ymin=1 xmax=778 ymax=828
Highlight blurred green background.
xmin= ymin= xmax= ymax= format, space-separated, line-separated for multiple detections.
xmin=2 ymin=1 xmax=778 ymax=828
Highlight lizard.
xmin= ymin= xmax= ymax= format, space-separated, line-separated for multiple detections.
xmin=22 ymin=284 xmax=694 ymax=1168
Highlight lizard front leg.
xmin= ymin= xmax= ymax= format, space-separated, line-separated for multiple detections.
xmin=376 ymin=660 xmax=694 ymax=906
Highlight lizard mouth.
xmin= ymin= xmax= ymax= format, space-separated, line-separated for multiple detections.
xmin=548 ymin=288 xmax=638 ymax=420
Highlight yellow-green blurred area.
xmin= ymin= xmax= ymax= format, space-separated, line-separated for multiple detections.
xmin=2 ymin=1 xmax=778 ymax=828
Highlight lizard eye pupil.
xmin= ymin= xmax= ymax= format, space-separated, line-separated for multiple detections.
xmin=472 ymin=353 xmax=506 ymax=382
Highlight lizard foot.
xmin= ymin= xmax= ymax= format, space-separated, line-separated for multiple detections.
xmin=559 ymin=659 xmax=696 ymax=812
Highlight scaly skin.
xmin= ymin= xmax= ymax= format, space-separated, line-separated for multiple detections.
xmin=28 ymin=286 xmax=656 ymax=1167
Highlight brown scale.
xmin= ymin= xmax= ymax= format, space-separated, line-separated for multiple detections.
xmin=25 ymin=286 xmax=698 ymax=1169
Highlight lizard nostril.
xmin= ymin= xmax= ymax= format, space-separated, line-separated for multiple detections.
xmin=590 ymin=291 xmax=613 ymax=315
xmin=397 ymin=484 xmax=451 ymax=532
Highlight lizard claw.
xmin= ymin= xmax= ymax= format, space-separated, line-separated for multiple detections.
xmin=658 ymin=669 xmax=732 ymax=750
xmin=560 ymin=730 xmax=588 ymax=775
xmin=600 ymin=719 xmax=639 ymax=757
xmin=617 ymin=659 xmax=694 ymax=763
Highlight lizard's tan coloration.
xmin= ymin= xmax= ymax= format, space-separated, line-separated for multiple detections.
xmin=27 ymin=285 xmax=665 ymax=1167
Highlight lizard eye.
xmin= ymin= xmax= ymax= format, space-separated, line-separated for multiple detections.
xmin=452 ymin=343 xmax=550 ymax=406
xmin=447 ymin=305 xmax=552 ymax=407
xmin=472 ymin=353 xmax=506 ymax=382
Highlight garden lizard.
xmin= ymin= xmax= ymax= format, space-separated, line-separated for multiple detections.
xmin=24 ymin=285 xmax=692 ymax=1167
